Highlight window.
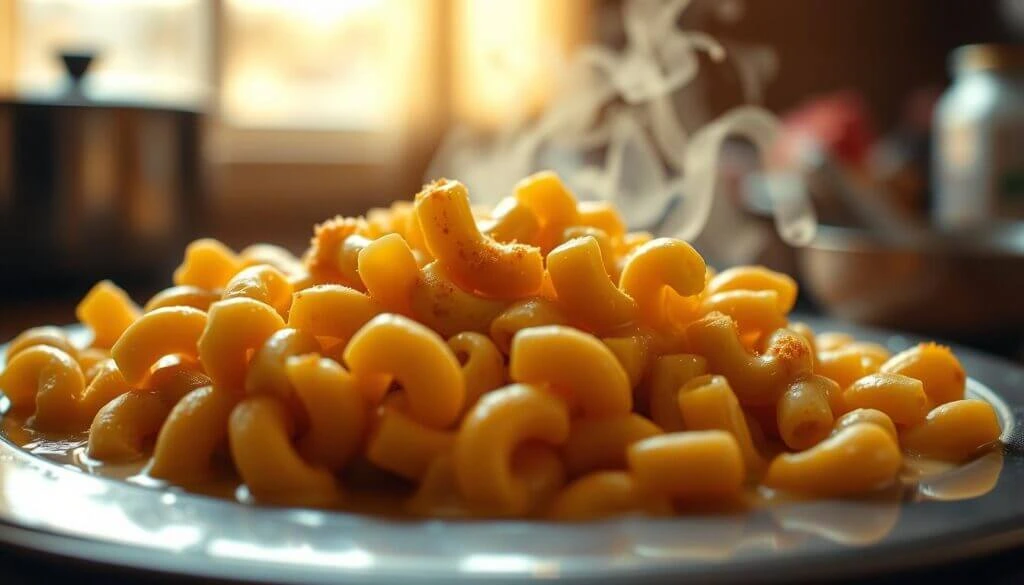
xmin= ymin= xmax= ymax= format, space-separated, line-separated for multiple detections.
xmin=220 ymin=0 xmax=414 ymax=132
xmin=452 ymin=0 xmax=586 ymax=130
xmin=4 ymin=1 xmax=587 ymax=165
xmin=11 ymin=0 xmax=210 ymax=104
xmin=211 ymin=0 xmax=436 ymax=165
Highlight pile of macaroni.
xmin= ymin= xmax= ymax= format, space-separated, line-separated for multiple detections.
xmin=0 ymin=172 xmax=1002 ymax=519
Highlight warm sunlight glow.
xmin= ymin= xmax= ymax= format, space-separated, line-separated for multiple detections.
xmin=452 ymin=0 xmax=587 ymax=130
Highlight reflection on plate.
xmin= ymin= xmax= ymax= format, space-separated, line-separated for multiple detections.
xmin=915 ymin=450 xmax=1005 ymax=502
xmin=0 ymin=318 xmax=1023 ymax=584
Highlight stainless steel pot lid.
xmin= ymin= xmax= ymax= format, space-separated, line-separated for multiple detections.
xmin=1 ymin=317 xmax=1022 ymax=584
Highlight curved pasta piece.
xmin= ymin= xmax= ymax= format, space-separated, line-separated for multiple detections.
xmin=145 ymin=357 xmax=212 ymax=405
xmin=562 ymin=226 xmax=617 ymax=276
xmin=366 ymin=202 xmax=398 ymax=232
xmin=245 ymin=327 xmax=321 ymax=403
xmin=406 ymin=454 xmax=469 ymax=518
xmin=415 ymin=179 xmax=544 ymax=298
xmin=112 ymin=306 xmax=207 ymax=385
xmin=304 ymin=215 xmax=368 ymax=286
xmin=816 ymin=332 xmax=855 ymax=352
xmin=287 ymin=271 xmax=316 ymax=292
xmin=615 ymin=231 xmax=653 ymax=257
xmin=238 ymin=243 xmax=304 ymax=277
xmin=662 ymin=285 xmax=704 ymax=330
xmin=3 ymin=349 xmax=130 ymax=432
xmin=561 ymin=414 xmax=662 ymax=477
xmin=344 ymin=313 xmax=464 ymax=427
xmin=577 ymin=200 xmax=627 ymax=238
xmin=510 ymin=325 xmax=632 ymax=418
xmin=87 ymin=391 xmax=171 ymax=462
xmin=686 ymin=314 xmax=812 ymax=406
xmin=366 ymin=406 xmax=454 ymax=480
xmin=5 ymin=325 xmax=79 ymax=362
xmin=448 ymin=332 xmax=505 ymax=410
xmin=810 ymin=372 xmax=846 ymax=415
xmin=394 ymin=201 xmax=431 ymax=256
xmin=627 ymin=431 xmax=745 ymax=499
xmin=699 ymin=290 xmax=786 ymax=339
xmin=678 ymin=375 xmax=766 ymax=474
xmin=843 ymin=373 xmax=929 ymax=426
xmin=318 ymin=338 xmax=348 ymax=367
xmin=776 ymin=376 xmax=835 ymax=451
xmin=335 ymin=234 xmax=372 ymax=291
xmin=0 ymin=345 xmax=85 ymax=431
xmin=222 ymin=264 xmax=293 ymax=316
xmin=76 ymin=280 xmax=141 ymax=349
xmin=901 ymin=399 xmax=1001 ymax=462
xmin=787 ymin=322 xmax=816 ymax=362
xmin=843 ymin=342 xmax=891 ymax=367
xmin=411 ymin=262 xmax=509 ymax=338
xmin=547 ymin=237 xmax=637 ymax=332
xmin=454 ymin=384 xmax=570 ymax=516
xmin=480 ymin=197 xmax=541 ymax=245
xmin=640 ymin=319 xmax=693 ymax=352
xmin=705 ymin=266 xmax=798 ymax=314
xmin=509 ymin=443 xmax=566 ymax=514
xmin=415 ymin=433 xmax=566 ymax=520
xmin=358 ymin=233 xmax=420 ymax=316
xmin=144 ymin=285 xmax=221 ymax=313
xmin=284 ymin=355 xmax=368 ymax=470
xmin=601 ymin=335 xmax=649 ymax=389
xmin=646 ymin=354 xmax=708 ymax=432
xmin=78 ymin=348 xmax=111 ymax=379
xmin=148 ymin=385 xmax=238 ymax=483
xmin=363 ymin=206 xmax=393 ymax=236
xmin=513 ymin=171 xmax=580 ymax=252
xmin=318 ymin=343 xmax=395 ymax=412
xmin=764 ymin=423 xmax=901 ymax=496
xmin=548 ymin=471 xmax=670 ymax=521
xmin=198 ymin=298 xmax=285 ymax=392
xmin=619 ymin=238 xmax=706 ymax=326
xmin=880 ymin=343 xmax=966 ymax=406
xmin=833 ymin=408 xmax=897 ymax=441
xmin=288 ymin=284 xmax=381 ymax=342
xmin=229 ymin=395 xmax=338 ymax=507
xmin=173 ymin=238 xmax=242 ymax=290
xmin=536 ymin=270 xmax=558 ymax=301
xmin=79 ymin=358 xmax=132 ymax=420
xmin=816 ymin=347 xmax=877 ymax=390
xmin=489 ymin=298 xmax=568 ymax=354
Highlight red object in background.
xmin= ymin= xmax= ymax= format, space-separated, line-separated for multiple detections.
xmin=774 ymin=91 xmax=879 ymax=171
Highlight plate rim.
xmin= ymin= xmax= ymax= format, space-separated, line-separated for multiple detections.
xmin=1 ymin=317 xmax=1023 ymax=584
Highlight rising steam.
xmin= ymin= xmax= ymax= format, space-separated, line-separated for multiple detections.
xmin=426 ymin=0 xmax=816 ymax=248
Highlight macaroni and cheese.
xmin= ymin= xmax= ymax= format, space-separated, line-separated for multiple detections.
xmin=0 ymin=172 xmax=1004 ymax=519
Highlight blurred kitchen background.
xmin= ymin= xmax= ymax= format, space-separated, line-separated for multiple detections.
xmin=2 ymin=0 xmax=1024 ymax=359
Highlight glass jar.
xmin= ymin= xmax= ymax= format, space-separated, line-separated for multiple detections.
xmin=933 ymin=44 xmax=1024 ymax=227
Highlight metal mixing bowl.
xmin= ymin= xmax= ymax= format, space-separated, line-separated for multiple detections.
xmin=797 ymin=222 xmax=1024 ymax=338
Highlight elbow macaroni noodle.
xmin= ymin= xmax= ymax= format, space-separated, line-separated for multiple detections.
xmin=0 ymin=171 xmax=1005 ymax=519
